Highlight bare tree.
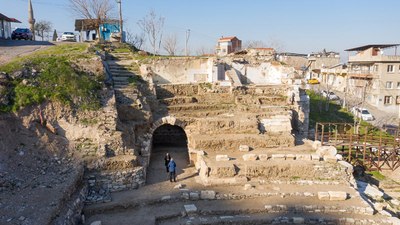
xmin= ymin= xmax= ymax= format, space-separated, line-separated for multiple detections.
xmin=69 ymin=0 xmax=114 ymax=39
xmin=243 ymin=40 xmax=265 ymax=49
xmin=137 ymin=10 xmax=165 ymax=55
xmin=125 ymin=30 xmax=145 ymax=50
xmin=162 ymin=34 xmax=178 ymax=56
xmin=34 ymin=20 xmax=52 ymax=41
xmin=265 ymin=37 xmax=285 ymax=53
xmin=196 ymin=46 xmax=213 ymax=56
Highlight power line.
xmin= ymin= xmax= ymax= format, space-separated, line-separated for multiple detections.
xmin=16 ymin=0 xmax=68 ymax=8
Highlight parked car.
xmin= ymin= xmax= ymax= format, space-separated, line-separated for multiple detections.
xmin=351 ymin=107 xmax=374 ymax=121
xmin=11 ymin=28 xmax=33 ymax=40
xmin=307 ymin=78 xmax=320 ymax=84
xmin=61 ymin=32 xmax=76 ymax=42
xmin=321 ymin=90 xmax=340 ymax=100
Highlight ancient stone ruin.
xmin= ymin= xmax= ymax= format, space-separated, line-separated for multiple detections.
xmin=2 ymin=46 xmax=400 ymax=225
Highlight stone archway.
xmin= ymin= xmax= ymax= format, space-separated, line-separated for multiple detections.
xmin=145 ymin=116 xmax=192 ymax=184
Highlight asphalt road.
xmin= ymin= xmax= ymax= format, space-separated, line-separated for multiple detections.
xmin=309 ymin=84 xmax=399 ymax=128
xmin=0 ymin=39 xmax=54 ymax=65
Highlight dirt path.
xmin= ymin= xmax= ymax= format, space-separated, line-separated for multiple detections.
xmin=147 ymin=146 xmax=191 ymax=185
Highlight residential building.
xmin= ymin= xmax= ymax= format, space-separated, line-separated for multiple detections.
xmin=308 ymin=50 xmax=340 ymax=81
xmin=75 ymin=19 xmax=122 ymax=42
xmin=345 ymin=44 xmax=400 ymax=115
xmin=320 ymin=64 xmax=348 ymax=91
xmin=276 ymin=52 xmax=308 ymax=70
xmin=0 ymin=13 xmax=21 ymax=39
xmin=216 ymin=36 xmax=242 ymax=56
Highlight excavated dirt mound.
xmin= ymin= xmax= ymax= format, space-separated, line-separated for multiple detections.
xmin=0 ymin=106 xmax=83 ymax=225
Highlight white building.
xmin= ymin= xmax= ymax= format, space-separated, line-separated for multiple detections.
xmin=0 ymin=13 xmax=21 ymax=39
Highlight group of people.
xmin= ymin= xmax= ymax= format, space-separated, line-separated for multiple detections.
xmin=164 ymin=153 xmax=177 ymax=182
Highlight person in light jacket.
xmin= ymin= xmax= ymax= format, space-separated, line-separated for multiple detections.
xmin=168 ymin=158 xmax=177 ymax=182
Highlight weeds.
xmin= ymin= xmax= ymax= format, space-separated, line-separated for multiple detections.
xmin=0 ymin=43 xmax=102 ymax=112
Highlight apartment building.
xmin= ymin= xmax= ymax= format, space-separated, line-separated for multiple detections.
xmin=345 ymin=44 xmax=400 ymax=114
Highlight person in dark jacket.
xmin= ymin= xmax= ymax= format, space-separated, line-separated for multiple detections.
xmin=168 ymin=158 xmax=177 ymax=182
xmin=164 ymin=153 xmax=171 ymax=173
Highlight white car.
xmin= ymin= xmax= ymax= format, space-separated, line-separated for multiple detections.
xmin=61 ymin=32 xmax=76 ymax=42
xmin=351 ymin=107 xmax=374 ymax=121
xmin=321 ymin=90 xmax=340 ymax=100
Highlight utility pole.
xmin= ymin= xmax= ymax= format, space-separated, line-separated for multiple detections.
xmin=185 ymin=29 xmax=190 ymax=56
xmin=28 ymin=0 xmax=35 ymax=40
xmin=116 ymin=0 xmax=123 ymax=43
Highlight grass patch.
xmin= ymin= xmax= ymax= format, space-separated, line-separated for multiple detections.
xmin=307 ymin=90 xmax=354 ymax=128
xmin=367 ymin=171 xmax=386 ymax=181
xmin=0 ymin=43 xmax=102 ymax=112
xmin=128 ymin=75 xmax=144 ymax=87
xmin=80 ymin=118 xmax=99 ymax=126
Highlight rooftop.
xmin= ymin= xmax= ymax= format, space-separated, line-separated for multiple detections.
xmin=0 ymin=13 xmax=21 ymax=23
xmin=345 ymin=44 xmax=400 ymax=52
xmin=75 ymin=19 xmax=119 ymax=31
xmin=218 ymin=36 xmax=238 ymax=42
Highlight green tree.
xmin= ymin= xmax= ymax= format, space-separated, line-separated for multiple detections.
xmin=52 ymin=29 xmax=58 ymax=41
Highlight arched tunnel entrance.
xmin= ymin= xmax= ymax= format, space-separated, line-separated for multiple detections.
xmin=146 ymin=124 xmax=191 ymax=184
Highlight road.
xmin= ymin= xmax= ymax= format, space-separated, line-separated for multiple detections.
xmin=0 ymin=39 xmax=54 ymax=65
xmin=307 ymin=84 xmax=399 ymax=128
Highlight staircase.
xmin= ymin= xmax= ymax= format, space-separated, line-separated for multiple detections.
xmin=154 ymin=84 xmax=294 ymax=151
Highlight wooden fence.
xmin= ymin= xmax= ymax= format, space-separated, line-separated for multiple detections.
xmin=315 ymin=122 xmax=400 ymax=171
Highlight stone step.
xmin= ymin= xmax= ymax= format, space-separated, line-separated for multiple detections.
xmin=167 ymin=103 xmax=235 ymax=112
xmin=159 ymin=97 xmax=198 ymax=105
xmin=107 ymin=61 xmax=134 ymax=66
xmin=114 ymin=84 xmax=129 ymax=89
xmin=84 ymin=191 xmax=388 ymax=224
xmin=190 ymin=133 xmax=294 ymax=151
xmin=113 ymin=77 xmax=131 ymax=81
xmin=156 ymin=212 xmax=392 ymax=225
xmin=109 ymin=67 xmax=132 ymax=72
xmin=114 ymin=80 xmax=129 ymax=85
xmin=190 ymin=117 xmax=259 ymax=134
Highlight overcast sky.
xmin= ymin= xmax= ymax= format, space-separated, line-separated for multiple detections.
xmin=2 ymin=0 xmax=400 ymax=57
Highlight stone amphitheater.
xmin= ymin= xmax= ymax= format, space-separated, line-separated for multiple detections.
xmin=38 ymin=48 xmax=400 ymax=225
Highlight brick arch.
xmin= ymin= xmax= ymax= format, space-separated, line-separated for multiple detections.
xmin=149 ymin=116 xmax=187 ymax=134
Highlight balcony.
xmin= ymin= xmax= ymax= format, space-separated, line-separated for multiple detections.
xmin=348 ymin=70 xmax=374 ymax=79
xmin=349 ymin=55 xmax=400 ymax=62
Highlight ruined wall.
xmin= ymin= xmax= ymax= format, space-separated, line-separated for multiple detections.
xmin=149 ymin=57 xmax=215 ymax=84
xmin=231 ymin=62 xmax=293 ymax=85
xmin=143 ymin=56 xmax=296 ymax=86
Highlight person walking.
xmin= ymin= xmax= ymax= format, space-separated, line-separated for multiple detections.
xmin=164 ymin=153 xmax=171 ymax=173
xmin=168 ymin=158 xmax=177 ymax=182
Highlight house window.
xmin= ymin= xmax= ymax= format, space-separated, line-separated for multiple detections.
xmin=397 ymin=82 xmax=400 ymax=89
xmin=384 ymin=96 xmax=392 ymax=104
xmin=397 ymin=96 xmax=400 ymax=105
xmin=387 ymin=65 xmax=394 ymax=72
xmin=373 ymin=65 xmax=379 ymax=72
xmin=386 ymin=81 xmax=393 ymax=89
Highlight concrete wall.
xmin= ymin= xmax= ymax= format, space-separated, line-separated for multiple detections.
xmin=231 ymin=62 xmax=292 ymax=85
xmin=148 ymin=57 xmax=294 ymax=86
xmin=151 ymin=58 xmax=215 ymax=84
xmin=0 ymin=20 xmax=11 ymax=39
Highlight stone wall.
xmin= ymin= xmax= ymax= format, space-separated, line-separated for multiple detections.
xmin=196 ymin=151 xmax=352 ymax=186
